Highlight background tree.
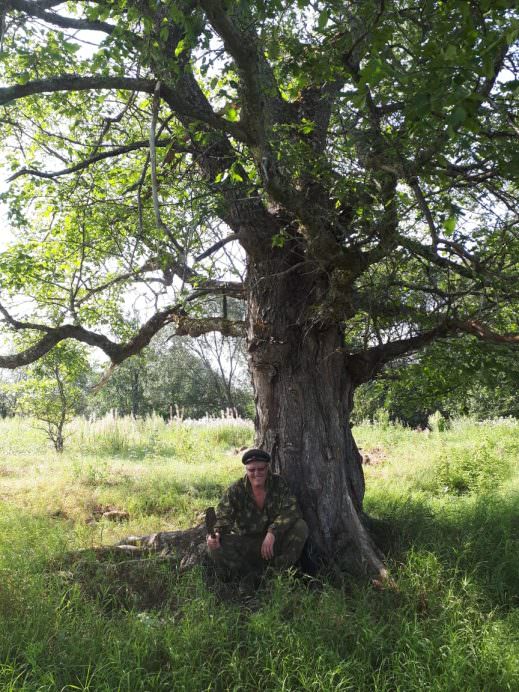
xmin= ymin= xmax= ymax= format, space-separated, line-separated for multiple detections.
xmin=7 ymin=342 xmax=89 ymax=452
xmin=354 ymin=338 xmax=519 ymax=427
xmin=184 ymin=297 xmax=251 ymax=415
xmin=0 ymin=369 xmax=23 ymax=418
xmin=0 ymin=1 xmax=517 ymax=573
xmin=91 ymin=351 xmax=148 ymax=419
xmin=91 ymin=333 xmax=253 ymax=419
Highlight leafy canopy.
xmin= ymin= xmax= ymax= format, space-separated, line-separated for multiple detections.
xmin=0 ymin=0 xmax=517 ymax=379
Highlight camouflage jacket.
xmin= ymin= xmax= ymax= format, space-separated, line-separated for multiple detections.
xmin=215 ymin=473 xmax=301 ymax=539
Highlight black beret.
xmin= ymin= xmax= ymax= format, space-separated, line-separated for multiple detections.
xmin=242 ymin=448 xmax=271 ymax=465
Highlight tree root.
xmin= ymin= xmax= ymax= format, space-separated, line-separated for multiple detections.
xmin=114 ymin=524 xmax=208 ymax=570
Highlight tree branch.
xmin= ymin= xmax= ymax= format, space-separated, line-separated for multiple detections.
xmin=0 ymin=75 xmax=249 ymax=141
xmin=0 ymin=289 xmax=246 ymax=369
xmin=149 ymin=81 xmax=184 ymax=255
xmin=454 ymin=319 xmax=519 ymax=345
xmin=198 ymin=0 xmax=313 ymax=229
xmin=0 ymin=325 xmax=117 ymax=368
xmin=199 ymin=0 xmax=284 ymax=144
xmin=195 ymin=234 xmax=241 ymax=262
xmin=28 ymin=1 xmax=65 ymax=10
xmin=0 ymin=75 xmax=154 ymax=106
xmin=345 ymin=325 xmax=452 ymax=384
xmin=74 ymin=259 xmax=162 ymax=307
xmin=346 ymin=318 xmax=519 ymax=385
xmin=0 ymin=302 xmax=51 ymax=332
xmin=412 ymin=39 xmax=511 ymax=172
xmin=9 ymin=0 xmax=116 ymax=34
xmin=6 ymin=138 xmax=179 ymax=182
xmin=174 ymin=316 xmax=245 ymax=338
xmin=398 ymin=236 xmax=481 ymax=282
xmin=408 ymin=178 xmax=438 ymax=248
xmin=182 ymin=282 xmax=245 ymax=303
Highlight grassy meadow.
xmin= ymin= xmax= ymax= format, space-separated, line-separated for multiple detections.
xmin=0 ymin=414 xmax=518 ymax=691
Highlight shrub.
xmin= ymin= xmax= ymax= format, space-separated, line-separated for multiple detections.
xmin=373 ymin=407 xmax=391 ymax=428
xmin=428 ymin=410 xmax=449 ymax=432
xmin=437 ymin=439 xmax=510 ymax=494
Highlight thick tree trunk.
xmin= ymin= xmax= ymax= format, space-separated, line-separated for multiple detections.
xmin=247 ymin=256 xmax=385 ymax=576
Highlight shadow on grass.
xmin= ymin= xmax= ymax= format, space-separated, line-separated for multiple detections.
xmin=366 ymin=488 xmax=519 ymax=609
xmin=60 ymin=552 xmax=185 ymax=612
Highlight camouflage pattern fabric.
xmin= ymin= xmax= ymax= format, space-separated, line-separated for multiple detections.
xmin=214 ymin=473 xmax=302 ymax=539
xmin=209 ymin=519 xmax=309 ymax=577
xmin=207 ymin=473 xmax=308 ymax=576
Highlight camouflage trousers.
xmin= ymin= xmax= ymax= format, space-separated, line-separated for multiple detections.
xmin=208 ymin=519 xmax=309 ymax=578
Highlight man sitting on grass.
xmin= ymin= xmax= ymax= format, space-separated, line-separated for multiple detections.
xmin=206 ymin=448 xmax=308 ymax=581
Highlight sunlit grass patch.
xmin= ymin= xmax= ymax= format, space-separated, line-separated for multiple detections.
xmin=68 ymin=413 xmax=254 ymax=461
xmin=357 ymin=417 xmax=518 ymax=497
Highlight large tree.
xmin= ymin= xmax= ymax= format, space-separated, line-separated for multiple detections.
xmin=0 ymin=1 xmax=517 ymax=574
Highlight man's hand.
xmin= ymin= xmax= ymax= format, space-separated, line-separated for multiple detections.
xmin=206 ymin=531 xmax=221 ymax=551
xmin=261 ymin=531 xmax=275 ymax=560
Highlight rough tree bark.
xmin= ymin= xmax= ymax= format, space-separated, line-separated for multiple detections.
xmin=247 ymin=256 xmax=385 ymax=575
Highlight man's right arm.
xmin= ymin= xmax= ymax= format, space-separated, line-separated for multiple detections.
xmin=214 ymin=485 xmax=237 ymax=537
xmin=209 ymin=485 xmax=240 ymax=536
xmin=206 ymin=485 xmax=237 ymax=551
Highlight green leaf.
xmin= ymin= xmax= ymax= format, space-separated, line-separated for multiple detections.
xmin=449 ymin=106 xmax=467 ymax=127
xmin=506 ymin=25 xmax=519 ymax=45
xmin=317 ymin=10 xmax=329 ymax=32
xmin=444 ymin=45 xmax=457 ymax=60
xmin=271 ymin=233 xmax=286 ymax=248
xmin=229 ymin=164 xmax=244 ymax=183
xmin=160 ymin=26 xmax=169 ymax=42
xmin=443 ymin=217 xmax=456 ymax=235
xmin=127 ymin=6 xmax=139 ymax=22
xmin=300 ymin=118 xmax=315 ymax=135
xmin=175 ymin=39 xmax=187 ymax=58
xmin=482 ymin=54 xmax=495 ymax=79
xmin=268 ymin=40 xmax=280 ymax=60
xmin=362 ymin=58 xmax=384 ymax=85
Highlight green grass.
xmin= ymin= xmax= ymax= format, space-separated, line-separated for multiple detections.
xmin=0 ymin=415 xmax=518 ymax=691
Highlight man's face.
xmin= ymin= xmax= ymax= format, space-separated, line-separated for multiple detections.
xmin=245 ymin=461 xmax=269 ymax=487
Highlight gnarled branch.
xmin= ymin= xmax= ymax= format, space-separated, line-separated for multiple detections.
xmin=0 ymin=75 xmax=248 ymax=141
xmin=9 ymin=0 xmax=117 ymax=34
xmin=454 ymin=319 xmax=519 ymax=345
xmin=346 ymin=318 xmax=519 ymax=385
xmin=346 ymin=325 xmax=451 ymax=384
xmin=0 ymin=286 xmax=246 ymax=369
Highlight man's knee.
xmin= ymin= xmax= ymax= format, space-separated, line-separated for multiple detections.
xmin=208 ymin=534 xmax=263 ymax=573
xmin=283 ymin=518 xmax=309 ymax=548
xmin=274 ymin=518 xmax=309 ymax=565
xmin=293 ymin=518 xmax=309 ymax=542
xmin=207 ymin=535 xmax=240 ymax=565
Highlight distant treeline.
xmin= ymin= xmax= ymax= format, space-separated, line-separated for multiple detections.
xmin=354 ymin=337 xmax=519 ymax=427
xmin=0 ymin=333 xmax=254 ymax=422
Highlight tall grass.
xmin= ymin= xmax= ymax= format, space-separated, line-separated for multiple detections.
xmin=70 ymin=413 xmax=254 ymax=460
xmin=0 ymin=416 xmax=518 ymax=691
